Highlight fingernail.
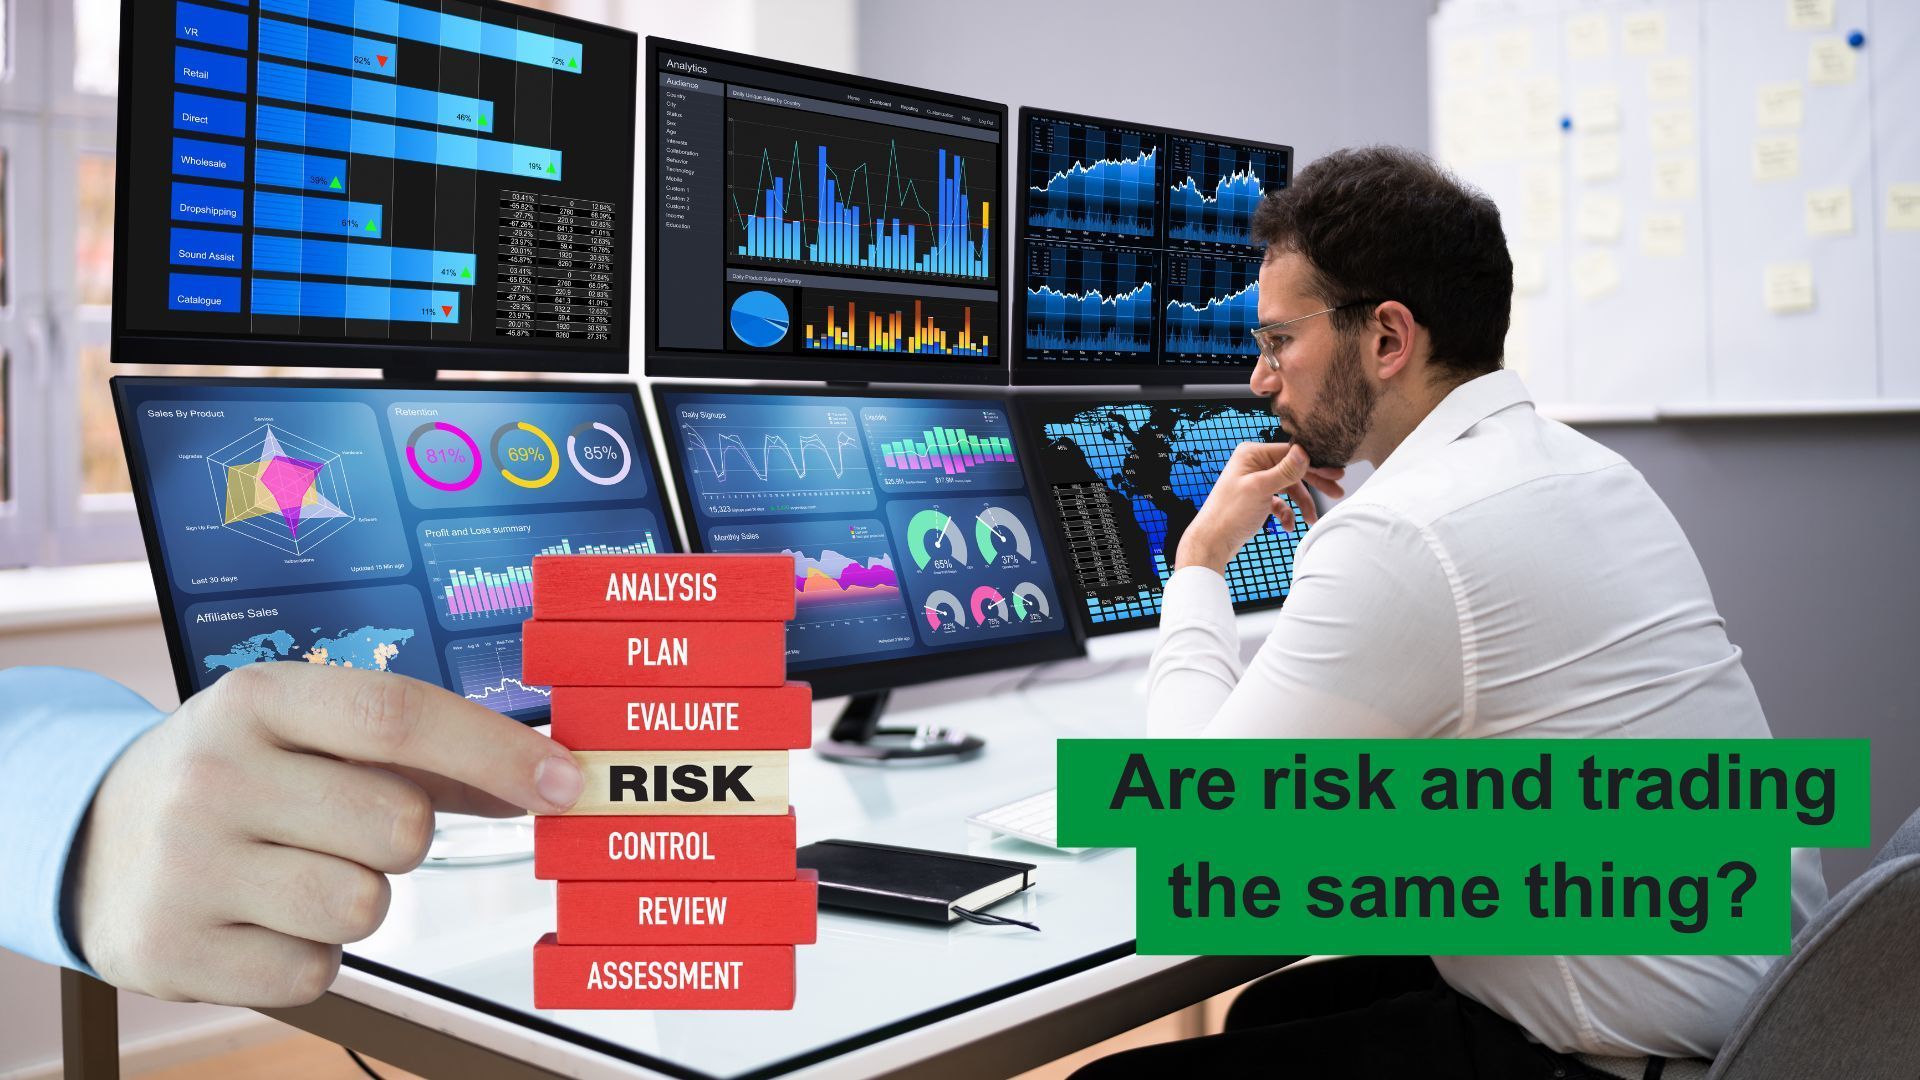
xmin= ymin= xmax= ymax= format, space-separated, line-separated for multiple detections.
xmin=535 ymin=753 xmax=584 ymax=810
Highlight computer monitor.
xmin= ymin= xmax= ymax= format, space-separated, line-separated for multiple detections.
xmin=1016 ymin=390 xmax=1306 ymax=634
xmin=1011 ymin=109 xmax=1292 ymax=386
xmin=644 ymin=38 xmax=1008 ymax=386
xmin=113 ymin=376 xmax=678 ymax=723
xmin=652 ymin=384 xmax=1083 ymax=709
xmin=116 ymin=2 xmax=638 ymax=373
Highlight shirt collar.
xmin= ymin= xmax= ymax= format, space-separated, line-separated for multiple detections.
xmin=1368 ymin=368 xmax=1533 ymax=481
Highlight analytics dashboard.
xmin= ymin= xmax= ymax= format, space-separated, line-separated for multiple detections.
xmin=1013 ymin=109 xmax=1292 ymax=384
xmin=119 ymin=0 xmax=638 ymax=371
xmin=114 ymin=377 xmax=676 ymax=723
xmin=655 ymin=386 xmax=1077 ymax=690
xmin=647 ymin=39 xmax=1008 ymax=384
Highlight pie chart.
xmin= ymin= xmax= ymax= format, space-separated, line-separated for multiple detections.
xmin=729 ymin=290 xmax=790 ymax=348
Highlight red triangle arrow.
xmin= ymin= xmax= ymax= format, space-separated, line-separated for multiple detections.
xmin=376 ymin=54 xmax=389 ymax=67
xmin=441 ymin=305 xmax=452 ymax=317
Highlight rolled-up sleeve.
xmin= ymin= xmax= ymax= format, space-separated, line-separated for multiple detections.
xmin=0 ymin=667 xmax=165 ymax=973
xmin=1146 ymin=507 xmax=1466 ymax=739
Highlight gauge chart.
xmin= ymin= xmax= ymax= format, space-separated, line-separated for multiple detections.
xmin=974 ymin=504 xmax=1037 ymax=567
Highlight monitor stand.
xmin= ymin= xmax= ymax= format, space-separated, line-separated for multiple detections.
xmin=815 ymin=689 xmax=985 ymax=765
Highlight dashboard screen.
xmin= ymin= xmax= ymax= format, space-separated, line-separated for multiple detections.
xmin=114 ymin=377 xmax=676 ymax=720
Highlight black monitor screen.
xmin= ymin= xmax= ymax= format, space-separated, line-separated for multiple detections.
xmin=1012 ymin=109 xmax=1291 ymax=385
xmin=115 ymin=1 xmax=638 ymax=372
xmin=654 ymin=385 xmax=1081 ymax=695
xmin=645 ymin=38 xmax=1008 ymax=386
xmin=114 ymin=376 xmax=677 ymax=721
xmin=1018 ymin=392 xmax=1306 ymax=634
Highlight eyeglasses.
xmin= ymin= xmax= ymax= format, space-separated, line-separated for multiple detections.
xmin=1248 ymin=299 xmax=1385 ymax=370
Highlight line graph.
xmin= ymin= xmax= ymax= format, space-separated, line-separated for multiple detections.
xmin=673 ymin=399 xmax=877 ymax=516
xmin=447 ymin=636 xmax=551 ymax=717
xmin=1024 ymin=240 xmax=1157 ymax=355
xmin=1164 ymin=253 xmax=1261 ymax=359
xmin=1025 ymin=115 xmax=1159 ymax=237
xmin=726 ymin=100 xmax=997 ymax=282
xmin=1166 ymin=136 xmax=1289 ymax=248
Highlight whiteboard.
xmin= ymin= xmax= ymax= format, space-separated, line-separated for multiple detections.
xmin=1432 ymin=0 xmax=1918 ymax=413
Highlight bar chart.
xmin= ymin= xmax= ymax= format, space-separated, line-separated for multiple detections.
xmin=800 ymin=292 xmax=995 ymax=357
xmin=418 ymin=509 xmax=662 ymax=628
xmin=726 ymin=99 xmax=997 ymax=282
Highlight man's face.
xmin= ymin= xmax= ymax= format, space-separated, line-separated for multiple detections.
xmin=1251 ymin=251 xmax=1381 ymax=468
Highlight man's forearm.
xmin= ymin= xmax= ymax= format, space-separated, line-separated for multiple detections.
xmin=1145 ymin=567 xmax=1244 ymax=737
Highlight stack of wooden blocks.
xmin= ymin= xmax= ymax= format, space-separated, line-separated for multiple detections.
xmin=520 ymin=553 xmax=816 ymax=1009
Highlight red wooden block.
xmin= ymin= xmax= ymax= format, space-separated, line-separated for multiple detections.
xmin=532 ymin=936 xmax=794 ymax=1010
xmin=534 ymin=813 xmax=798 ymax=880
xmin=532 ymin=554 xmax=796 ymax=622
xmin=520 ymin=620 xmax=786 ymax=687
xmin=549 ymin=683 xmax=813 ymax=751
xmin=555 ymin=872 xmax=818 ymax=946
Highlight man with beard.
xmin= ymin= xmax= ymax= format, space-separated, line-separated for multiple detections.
xmin=1077 ymin=147 xmax=1826 ymax=1078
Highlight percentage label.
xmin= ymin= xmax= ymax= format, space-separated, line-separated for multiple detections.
xmin=421 ymin=447 xmax=468 ymax=465
xmin=506 ymin=447 xmax=547 ymax=463
xmin=581 ymin=445 xmax=618 ymax=461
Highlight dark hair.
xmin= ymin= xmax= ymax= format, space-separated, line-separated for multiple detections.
xmin=1251 ymin=146 xmax=1511 ymax=382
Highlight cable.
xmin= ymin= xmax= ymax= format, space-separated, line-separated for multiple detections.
xmin=343 ymin=1045 xmax=387 ymax=1076
xmin=951 ymin=904 xmax=1042 ymax=932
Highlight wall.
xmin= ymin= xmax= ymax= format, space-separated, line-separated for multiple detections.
xmin=1579 ymin=416 xmax=1920 ymax=886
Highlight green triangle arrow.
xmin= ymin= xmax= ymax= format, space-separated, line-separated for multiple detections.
xmin=328 ymin=176 xmax=342 ymax=190
xmin=460 ymin=267 xmax=471 ymax=279
xmin=546 ymin=162 xmax=557 ymax=174
xmin=567 ymin=57 xmax=578 ymax=69
xmin=478 ymin=114 xmax=489 ymax=127
xmin=365 ymin=219 xmax=377 ymax=232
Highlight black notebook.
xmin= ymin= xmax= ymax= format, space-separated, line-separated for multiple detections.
xmin=797 ymin=840 xmax=1039 ymax=926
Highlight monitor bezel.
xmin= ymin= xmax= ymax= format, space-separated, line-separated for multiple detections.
xmin=1009 ymin=106 xmax=1294 ymax=387
xmin=111 ymin=373 xmax=683 ymax=716
xmin=1013 ymin=386 xmax=1292 ymax=636
xmin=642 ymin=36 xmax=1011 ymax=387
xmin=111 ymin=3 xmax=641 ymax=374
xmin=651 ymin=381 xmax=1086 ymax=698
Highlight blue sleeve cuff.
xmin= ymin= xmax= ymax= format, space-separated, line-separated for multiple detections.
xmin=0 ymin=667 xmax=165 ymax=974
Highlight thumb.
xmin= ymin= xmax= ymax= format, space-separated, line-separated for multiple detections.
xmin=1252 ymin=442 xmax=1310 ymax=489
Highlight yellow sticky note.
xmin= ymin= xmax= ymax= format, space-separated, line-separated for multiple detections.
xmin=1653 ymin=157 xmax=1699 ymax=201
xmin=1809 ymin=37 xmax=1856 ymax=84
xmin=1576 ymin=195 xmax=1626 ymax=242
xmin=1753 ymin=136 xmax=1800 ymax=182
xmin=1788 ymin=0 xmax=1835 ymax=30
xmin=1641 ymin=213 xmax=1687 ymax=258
xmin=1576 ymin=133 xmax=1623 ymax=182
xmin=1511 ymin=246 xmax=1547 ymax=295
xmin=1647 ymin=57 xmax=1691 ymax=102
xmin=1496 ymin=29 xmax=1533 ymax=72
xmin=1622 ymin=12 xmax=1667 ymax=56
xmin=1573 ymin=251 xmax=1621 ymax=299
xmin=1650 ymin=109 xmax=1696 ymax=151
xmin=1763 ymin=263 xmax=1815 ymax=314
xmin=1446 ymin=38 xmax=1485 ymax=82
xmin=1568 ymin=13 xmax=1610 ymax=58
xmin=1889 ymin=183 xmax=1920 ymax=232
xmin=1756 ymin=82 xmax=1805 ymax=129
xmin=1804 ymin=187 xmax=1854 ymax=236
xmin=1574 ymin=85 xmax=1622 ymax=132
xmin=1522 ymin=165 xmax=1563 ymax=241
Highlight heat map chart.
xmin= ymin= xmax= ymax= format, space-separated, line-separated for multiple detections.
xmin=1025 ymin=115 xmax=1159 ymax=239
xmin=1165 ymin=253 xmax=1262 ymax=361
xmin=673 ymin=399 xmax=877 ymax=517
xmin=726 ymin=100 xmax=997 ymax=282
xmin=1032 ymin=400 xmax=1303 ymax=629
xmin=1024 ymin=240 xmax=1158 ymax=359
xmin=1166 ymin=136 xmax=1290 ymax=248
xmin=709 ymin=518 xmax=912 ymax=664
xmin=858 ymin=402 xmax=1021 ymax=492
xmin=207 ymin=425 xmax=356 ymax=555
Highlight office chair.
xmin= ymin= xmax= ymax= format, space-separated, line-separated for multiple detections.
xmin=1578 ymin=800 xmax=1920 ymax=1080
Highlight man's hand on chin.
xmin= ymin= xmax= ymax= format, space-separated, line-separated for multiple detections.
xmin=1175 ymin=442 xmax=1345 ymax=574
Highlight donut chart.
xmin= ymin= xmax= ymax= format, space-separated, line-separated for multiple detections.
xmin=567 ymin=421 xmax=633 ymax=486
xmin=405 ymin=421 xmax=483 ymax=492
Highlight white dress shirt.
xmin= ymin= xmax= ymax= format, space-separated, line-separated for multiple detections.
xmin=1146 ymin=369 xmax=1826 ymax=1059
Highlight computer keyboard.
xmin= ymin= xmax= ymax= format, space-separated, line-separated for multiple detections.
xmin=968 ymin=789 xmax=1089 ymax=852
